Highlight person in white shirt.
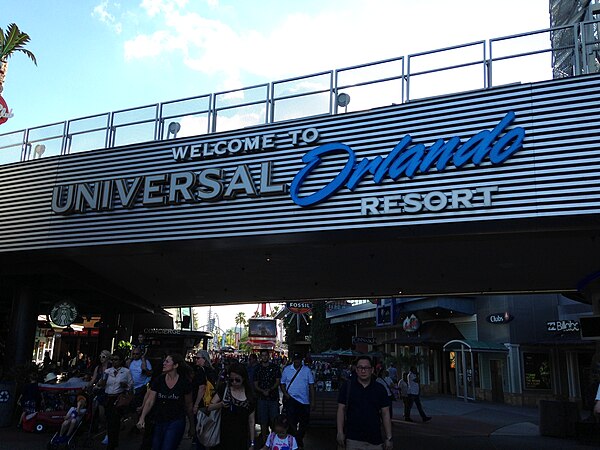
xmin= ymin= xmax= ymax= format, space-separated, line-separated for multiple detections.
xmin=280 ymin=353 xmax=314 ymax=449
xmin=99 ymin=352 xmax=133 ymax=450
xmin=406 ymin=366 xmax=431 ymax=423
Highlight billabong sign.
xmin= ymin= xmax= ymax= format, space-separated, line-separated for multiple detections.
xmin=547 ymin=320 xmax=579 ymax=332
xmin=486 ymin=312 xmax=514 ymax=324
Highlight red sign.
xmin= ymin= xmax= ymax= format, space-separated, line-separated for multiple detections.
xmin=0 ymin=95 xmax=12 ymax=125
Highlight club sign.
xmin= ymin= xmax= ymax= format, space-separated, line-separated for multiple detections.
xmin=0 ymin=95 xmax=12 ymax=125
xmin=486 ymin=312 xmax=514 ymax=324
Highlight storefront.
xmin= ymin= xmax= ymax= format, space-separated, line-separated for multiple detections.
xmin=333 ymin=293 xmax=594 ymax=407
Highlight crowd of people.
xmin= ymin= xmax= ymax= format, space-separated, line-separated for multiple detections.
xmin=17 ymin=340 xmax=436 ymax=450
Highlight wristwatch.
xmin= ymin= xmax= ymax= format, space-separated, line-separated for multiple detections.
xmin=386 ymin=436 xmax=393 ymax=441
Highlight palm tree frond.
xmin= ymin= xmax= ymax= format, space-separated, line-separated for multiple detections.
xmin=18 ymin=49 xmax=36 ymax=65
xmin=0 ymin=23 xmax=36 ymax=65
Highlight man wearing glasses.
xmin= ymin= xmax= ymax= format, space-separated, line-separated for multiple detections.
xmin=337 ymin=356 xmax=393 ymax=450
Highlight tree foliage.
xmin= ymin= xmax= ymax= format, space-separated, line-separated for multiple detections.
xmin=309 ymin=301 xmax=337 ymax=353
xmin=0 ymin=23 xmax=37 ymax=64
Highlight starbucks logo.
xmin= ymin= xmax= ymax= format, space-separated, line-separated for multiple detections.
xmin=49 ymin=301 xmax=78 ymax=327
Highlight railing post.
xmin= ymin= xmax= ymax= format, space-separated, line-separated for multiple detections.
xmin=153 ymin=103 xmax=161 ymax=141
xmin=210 ymin=94 xmax=217 ymax=133
xmin=482 ymin=42 xmax=487 ymax=89
xmin=487 ymin=40 xmax=493 ymax=88
xmin=269 ymin=82 xmax=275 ymax=123
xmin=576 ymin=22 xmax=583 ymax=75
xmin=328 ymin=70 xmax=334 ymax=116
xmin=333 ymin=70 xmax=339 ymax=115
xmin=108 ymin=112 xmax=115 ymax=148
xmin=264 ymin=84 xmax=270 ymax=126
xmin=406 ymin=56 xmax=411 ymax=102
xmin=21 ymin=129 xmax=30 ymax=162
xmin=401 ymin=58 xmax=405 ymax=104
xmin=61 ymin=121 xmax=68 ymax=155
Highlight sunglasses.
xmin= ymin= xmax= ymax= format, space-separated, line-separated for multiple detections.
xmin=229 ymin=377 xmax=243 ymax=383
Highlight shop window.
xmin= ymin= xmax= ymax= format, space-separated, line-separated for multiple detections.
xmin=523 ymin=352 xmax=552 ymax=390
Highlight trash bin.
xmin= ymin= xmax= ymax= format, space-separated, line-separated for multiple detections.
xmin=0 ymin=381 xmax=17 ymax=427
xmin=539 ymin=399 xmax=580 ymax=438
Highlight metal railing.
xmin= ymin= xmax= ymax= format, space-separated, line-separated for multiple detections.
xmin=1 ymin=20 xmax=599 ymax=166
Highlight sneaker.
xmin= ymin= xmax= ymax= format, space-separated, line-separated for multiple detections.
xmin=423 ymin=416 xmax=432 ymax=422
xmin=101 ymin=435 xmax=109 ymax=445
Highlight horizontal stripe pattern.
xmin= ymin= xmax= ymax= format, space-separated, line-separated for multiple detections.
xmin=1 ymin=75 xmax=600 ymax=251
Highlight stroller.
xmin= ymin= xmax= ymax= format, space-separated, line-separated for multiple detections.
xmin=19 ymin=376 xmax=94 ymax=449
xmin=46 ymin=392 xmax=93 ymax=450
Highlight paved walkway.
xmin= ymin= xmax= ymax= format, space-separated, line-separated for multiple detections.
xmin=0 ymin=395 xmax=598 ymax=449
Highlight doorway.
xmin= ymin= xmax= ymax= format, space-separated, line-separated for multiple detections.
xmin=490 ymin=359 xmax=504 ymax=403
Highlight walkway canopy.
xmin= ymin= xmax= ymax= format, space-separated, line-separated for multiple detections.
xmin=443 ymin=339 xmax=508 ymax=353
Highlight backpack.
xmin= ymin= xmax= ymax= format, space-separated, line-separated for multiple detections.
xmin=267 ymin=432 xmax=294 ymax=449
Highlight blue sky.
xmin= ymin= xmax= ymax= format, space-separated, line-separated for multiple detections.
xmin=1 ymin=0 xmax=551 ymax=134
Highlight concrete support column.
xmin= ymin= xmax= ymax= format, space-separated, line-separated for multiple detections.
xmin=579 ymin=274 xmax=600 ymax=373
xmin=6 ymin=284 xmax=39 ymax=367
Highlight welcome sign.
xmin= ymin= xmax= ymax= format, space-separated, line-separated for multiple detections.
xmin=51 ymin=112 xmax=524 ymax=216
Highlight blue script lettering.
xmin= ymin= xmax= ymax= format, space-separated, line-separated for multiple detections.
xmin=290 ymin=111 xmax=525 ymax=207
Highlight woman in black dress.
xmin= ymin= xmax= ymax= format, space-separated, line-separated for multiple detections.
xmin=208 ymin=362 xmax=256 ymax=450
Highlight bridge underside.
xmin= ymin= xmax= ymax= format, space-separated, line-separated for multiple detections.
xmin=1 ymin=214 xmax=597 ymax=315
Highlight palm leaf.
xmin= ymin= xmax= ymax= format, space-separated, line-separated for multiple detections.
xmin=0 ymin=23 xmax=37 ymax=65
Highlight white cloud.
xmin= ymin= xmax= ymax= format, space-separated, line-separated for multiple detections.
xmin=123 ymin=0 xmax=550 ymax=89
xmin=92 ymin=0 xmax=123 ymax=34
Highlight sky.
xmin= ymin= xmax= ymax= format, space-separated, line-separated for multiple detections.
xmin=2 ymin=1 xmax=552 ymax=327
xmin=191 ymin=302 xmax=280 ymax=331
xmin=1 ymin=0 xmax=552 ymax=135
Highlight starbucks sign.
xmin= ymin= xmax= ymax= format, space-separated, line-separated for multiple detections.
xmin=49 ymin=301 xmax=78 ymax=327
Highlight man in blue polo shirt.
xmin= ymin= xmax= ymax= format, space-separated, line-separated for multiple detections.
xmin=337 ymin=356 xmax=393 ymax=450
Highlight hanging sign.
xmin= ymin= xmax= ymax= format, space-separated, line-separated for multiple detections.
xmin=287 ymin=302 xmax=312 ymax=314
xmin=0 ymin=95 xmax=12 ymax=125
xmin=48 ymin=301 xmax=78 ymax=327
xmin=402 ymin=314 xmax=420 ymax=332
xmin=486 ymin=312 xmax=514 ymax=324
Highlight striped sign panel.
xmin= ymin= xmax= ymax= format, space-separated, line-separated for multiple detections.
xmin=0 ymin=74 xmax=599 ymax=251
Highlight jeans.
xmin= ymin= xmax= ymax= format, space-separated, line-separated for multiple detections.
xmin=407 ymin=394 xmax=427 ymax=419
xmin=105 ymin=396 xmax=123 ymax=450
xmin=284 ymin=397 xmax=310 ymax=447
xmin=152 ymin=417 xmax=187 ymax=450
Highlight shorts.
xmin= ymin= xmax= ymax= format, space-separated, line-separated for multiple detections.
xmin=257 ymin=399 xmax=279 ymax=426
